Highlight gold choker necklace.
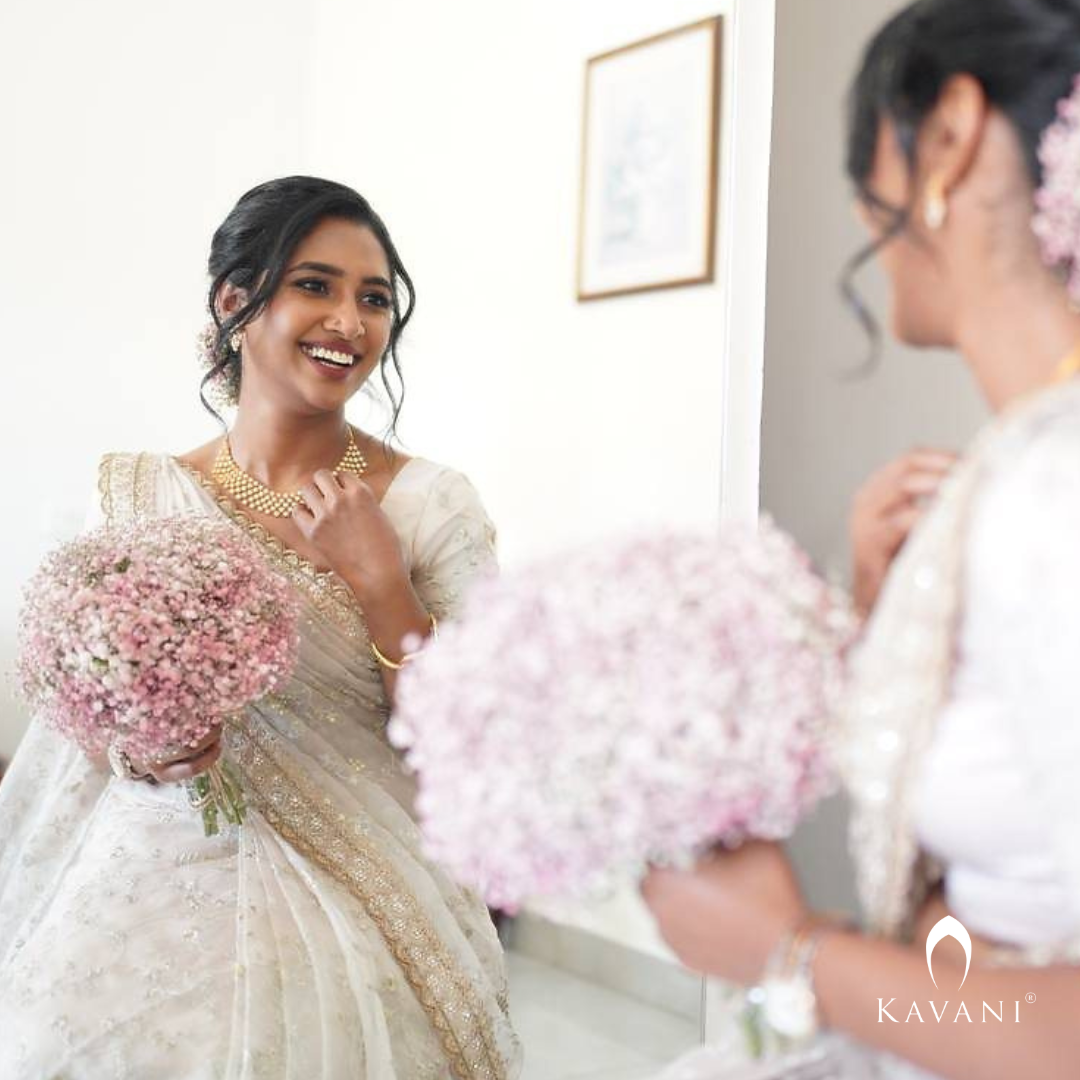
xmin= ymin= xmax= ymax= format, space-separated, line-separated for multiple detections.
xmin=210 ymin=427 xmax=368 ymax=518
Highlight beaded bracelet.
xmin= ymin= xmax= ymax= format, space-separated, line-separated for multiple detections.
xmin=107 ymin=742 xmax=157 ymax=785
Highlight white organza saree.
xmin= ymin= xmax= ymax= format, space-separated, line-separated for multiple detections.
xmin=0 ymin=452 xmax=521 ymax=1080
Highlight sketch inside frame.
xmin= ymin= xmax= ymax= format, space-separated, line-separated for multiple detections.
xmin=577 ymin=17 xmax=722 ymax=301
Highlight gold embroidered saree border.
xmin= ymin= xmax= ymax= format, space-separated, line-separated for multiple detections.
xmin=227 ymin=719 xmax=511 ymax=1080
xmin=99 ymin=451 xmax=160 ymax=525
xmin=98 ymin=450 xmax=514 ymax=1073
xmin=172 ymin=458 xmax=381 ymax=654
xmin=100 ymin=452 xmax=381 ymax=670
xmin=843 ymin=438 xmax=983 ymax=937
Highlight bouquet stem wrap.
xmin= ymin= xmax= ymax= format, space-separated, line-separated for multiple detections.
xmin=185 ymin=758 xmax=247 ymax=837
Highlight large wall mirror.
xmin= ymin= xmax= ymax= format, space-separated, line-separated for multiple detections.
xmin=0 ymin=1 xmax=775 ymax=1077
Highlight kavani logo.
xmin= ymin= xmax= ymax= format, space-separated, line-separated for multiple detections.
xmin=877 ymin=915 xmax=1034 ymax=1024
xmin=925 ymin=915 xmax=971 ymax=990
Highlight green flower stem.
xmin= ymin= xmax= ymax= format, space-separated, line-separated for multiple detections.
xmin=186 ymin=760 xmax=246 ymax=837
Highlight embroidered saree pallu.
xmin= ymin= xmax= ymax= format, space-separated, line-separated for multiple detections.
xmin=0 ymin=451 xmax=521 ymax=1080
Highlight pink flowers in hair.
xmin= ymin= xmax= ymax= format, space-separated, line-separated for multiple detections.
xmin=1034 ymin=74 xmax=1080 ymax=305
xmin=389 ymin=520 xmax=855 ymax=910
xmin=17 ymin=515 xmax=299 ymax=765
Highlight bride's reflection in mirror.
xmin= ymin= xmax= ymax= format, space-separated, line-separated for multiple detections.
xmin=645 ymin=2 xmax=1080 ymax=1079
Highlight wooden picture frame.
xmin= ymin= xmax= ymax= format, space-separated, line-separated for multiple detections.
xmin=576 ymin=17 xmax=723 ymax=302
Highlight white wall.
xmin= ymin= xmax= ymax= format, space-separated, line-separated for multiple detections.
xmin=762 ymin=0 xmax=988 ymax=913
xmin=301 ymin=0 xmax=743 ymax=562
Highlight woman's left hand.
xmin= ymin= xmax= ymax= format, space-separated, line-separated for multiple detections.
xmin=294 ymin=469 xmax=408 ymax=595
xmin=641 ymin=841 xmax=807 ymax=984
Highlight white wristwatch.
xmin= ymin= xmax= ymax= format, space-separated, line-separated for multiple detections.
xmin=760 ymin=935 xmax=822 ymax=1040
xmin=757 ymin=915 xmax=850 ymax=1043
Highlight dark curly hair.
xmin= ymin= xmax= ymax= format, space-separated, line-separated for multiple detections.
xmin=840 ymin=0 xmax=1080 ymax=359
xmin=201 ymin=176 xmax=415 ymax=436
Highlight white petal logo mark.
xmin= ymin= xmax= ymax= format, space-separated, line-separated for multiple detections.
xmin=926 ymin=915 xmax=972 ymax=990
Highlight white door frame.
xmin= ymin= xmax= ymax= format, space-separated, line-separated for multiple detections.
xmin=716 ymin=0 xmax=775 ymax=531
xmin=707 ymin=0 xmax=776 ymax=1039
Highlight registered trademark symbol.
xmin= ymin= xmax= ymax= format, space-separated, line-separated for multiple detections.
xmin=1026 ymin=993 xmax=1036 ymax=1004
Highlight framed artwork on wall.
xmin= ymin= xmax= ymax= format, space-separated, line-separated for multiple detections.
xmin=576 ymin=16 xmax=723 ymax=301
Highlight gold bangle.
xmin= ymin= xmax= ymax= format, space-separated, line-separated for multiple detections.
xmin=779 ymin=911 xmax=856 ymax=967
xmin=370 ymin=613 xmax=438 ymax=671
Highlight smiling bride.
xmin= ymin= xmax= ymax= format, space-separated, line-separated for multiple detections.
xmin=0 ymin=176 xmax=522 ymax=1080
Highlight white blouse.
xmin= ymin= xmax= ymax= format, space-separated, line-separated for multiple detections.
xmin=912 ymin=410 xmax=1080 ymax=948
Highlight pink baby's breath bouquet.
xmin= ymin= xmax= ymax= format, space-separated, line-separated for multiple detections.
xmin=17 ymin=514 xmax=299 ymax=835
xmin=390 ymin=519 xmax=856 ymax=910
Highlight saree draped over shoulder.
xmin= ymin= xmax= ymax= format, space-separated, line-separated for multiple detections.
xmin=842 ymin=382 xmax=1080 ymax=953
xmin=0 ymin=452 xmax=522 ymax=1080
xmin=838 ymin=381 xmax=1080 ymax=1080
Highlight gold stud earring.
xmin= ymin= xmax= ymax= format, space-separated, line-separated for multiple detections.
xmin=923 ymin=175 xmax=948 ymax=231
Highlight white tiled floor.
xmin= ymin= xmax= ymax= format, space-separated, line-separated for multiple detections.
xmin=506 ymin=950 xmax=701 ymax=1080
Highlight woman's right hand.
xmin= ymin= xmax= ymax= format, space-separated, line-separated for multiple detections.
xmin=128 ymin=728 xmax=223 ymax=785
xmin=850 ymin=448 xmax=957 ymax=619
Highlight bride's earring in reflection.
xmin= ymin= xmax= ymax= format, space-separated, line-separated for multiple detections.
xmin=922 ymin=174 xmax=949 ymax=231
xmin=229 ymin=329 xmax=244 ymax=353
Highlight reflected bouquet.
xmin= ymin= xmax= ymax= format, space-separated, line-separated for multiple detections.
xmin=390 ymin=519 xmax=855 ymax=909
xmin=17 ymin=514 xmax=299 ymax=835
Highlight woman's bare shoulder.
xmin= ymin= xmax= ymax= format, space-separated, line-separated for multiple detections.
xmin=354 ymin=429 xmax=414 ymax=496
xmin=174 ymin=438 xmax=222 ymax=473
